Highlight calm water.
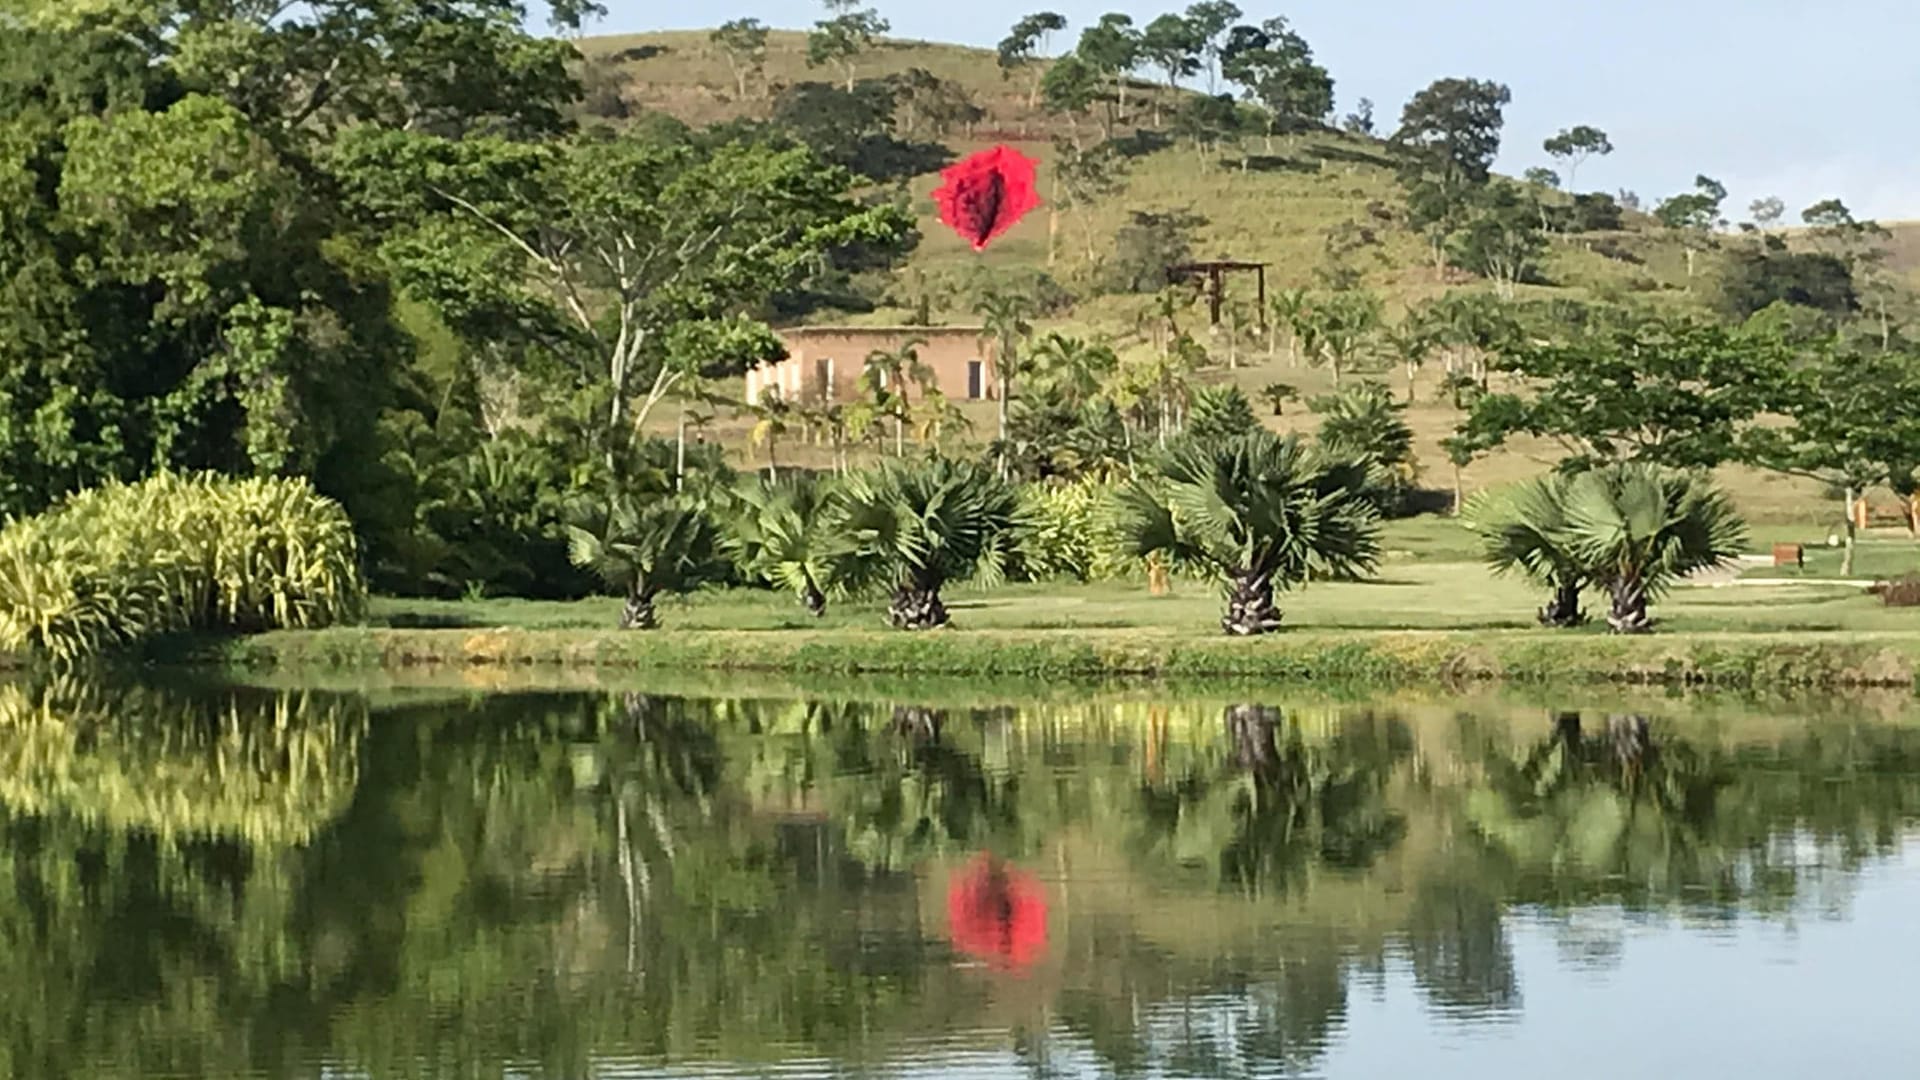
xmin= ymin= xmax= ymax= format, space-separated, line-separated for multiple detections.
xmin=3 ymin=679 xmax=1919 ymax=1078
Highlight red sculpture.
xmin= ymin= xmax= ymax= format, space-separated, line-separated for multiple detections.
xmin=932 ymin=146 xmax=1042 ymax=252
xmin=946 ymin=853 xmax=1049 ymax=970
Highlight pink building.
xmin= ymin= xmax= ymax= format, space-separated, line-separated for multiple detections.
xmin=745 ymin=326 xmax=998 ymax=405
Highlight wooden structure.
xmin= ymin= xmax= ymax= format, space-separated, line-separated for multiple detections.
xmin=1167 ymin=260 xmax=1270 ymax=327
xmin=1772 ymin=543 xmax=1804 ymax=568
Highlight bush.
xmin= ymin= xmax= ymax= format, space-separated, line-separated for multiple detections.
xmin=1015 ymin=480 xmax=1105 ymax=582
xmin=0 ymin=473 xmax=366 ymax=662
xmin=1871 ymin=575 xmax=1920 ymax=608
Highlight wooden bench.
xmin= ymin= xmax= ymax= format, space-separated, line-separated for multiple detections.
xmin=1772 ymin=543 xmax=1804 ymax=568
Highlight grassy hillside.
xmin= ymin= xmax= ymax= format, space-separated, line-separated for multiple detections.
xmin=575 ymin=30 xmax=1908 ymax=530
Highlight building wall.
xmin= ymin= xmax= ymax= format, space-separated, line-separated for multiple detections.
xmin=745 ymin=327 xmax=998 ymax=405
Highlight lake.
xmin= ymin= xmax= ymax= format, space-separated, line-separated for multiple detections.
xmin=2 ymin=677 xmax=1918 ymax=1078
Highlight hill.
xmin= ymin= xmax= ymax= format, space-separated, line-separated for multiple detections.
xmin=572 ymin=29 xmax=1900 ymax=527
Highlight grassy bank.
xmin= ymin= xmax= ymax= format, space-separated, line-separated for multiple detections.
xmin=153 ymin=552 xmax=1918 ymax=690
xmin=201 ymin=624 xmax=1920 ymax=691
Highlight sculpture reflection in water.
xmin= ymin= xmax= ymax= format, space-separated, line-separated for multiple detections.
xmin=946 ymin=852 xmax=1049 ymax=971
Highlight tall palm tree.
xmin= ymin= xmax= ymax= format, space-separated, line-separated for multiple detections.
xmin=837 ymin=456 xmax=1020 ymax=630
xmin=1559 ymin=463 xmax=1748 ymax=634
xmin=1269 ymin=286 xmax=1311 ymax=365
xmin=976 ymin=290 xmax=1036 ymax=468
xmin=1464 ymin=473 xmax=1589 ymax=628
xmin=566 ymin=496 xmax=730 ymax=630
xmin=1383 ymin=316 xmax=1438 ymax=404
xmin=857 ymin=339 xmax=934 ymax=457
xmin=1107 ymin=431 xmax=1382 ymax=636
xmin=727 ymin=474 xmax=866 ymax=617
xmin=747 ymin=386 xmax=795 ymax=481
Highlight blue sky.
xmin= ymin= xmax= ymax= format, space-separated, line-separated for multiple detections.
xmin=594 ymin=0 xmax=1920 ymax=221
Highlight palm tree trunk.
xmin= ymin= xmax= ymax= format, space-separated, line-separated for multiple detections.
xmin=1221 ymin=569 xmax=1283 ymax=636
xmin=620 ymin=584 xmax=659 ymax=631
xmin=1226 ymin=704 xmax=1281 ymax=772
xmin=1844 ymin=486 xmax=1859 ymax=576
xmin=888 ymin=581 xmax=949 ymax=630
xmin=1606 ymin=575 xmax=1652 ymax=634
xmin=675 ymin=410 xmax=687 ymax=492
xmin=1538 ymin=580 xmax=1586 ymax=628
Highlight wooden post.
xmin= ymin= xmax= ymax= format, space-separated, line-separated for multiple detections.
xmin=1208 ymin=266 xmax=1224 ymax=325
xmin=1256 ymin=264 xmax=1267 ymax=329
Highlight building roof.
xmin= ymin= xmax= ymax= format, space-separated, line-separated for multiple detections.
xmin=1168 ymin=261 xmax=1270 ymax=272
xmin=778 ymin=325 xmax=986 ymax=336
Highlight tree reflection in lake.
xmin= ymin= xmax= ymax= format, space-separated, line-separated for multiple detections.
xmin=0 ymin=683 xmax=1917 ymax=1078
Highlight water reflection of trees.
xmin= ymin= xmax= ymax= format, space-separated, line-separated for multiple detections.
xmin=2 ymin=687 xmax=1919 ymax=1078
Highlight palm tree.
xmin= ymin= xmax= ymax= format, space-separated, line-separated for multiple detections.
xmin=837 ymin=456 xmax=1020 ymax=630
xmin=857 ymin=339 xmax=934 ymax=457
xmin=911 ymin=386 xmax=973 ymax=451
xmin=1259 ymin=382 xmax=1300 ymax=416
xmin=1107 ymin=431 xmax=1382 ymax=636
xmin=566 ymin=496 xmax=730 ymax=630
xmin=747 ymin=386 xmax=795 ymax=481
xmin=976 ymin=290 xmax=1036 ymax=468
xmin=1269 ymin=286 xmax=1310 ymax=365
xmin=1464 ymin=473 xmax=1590 ymax=628
xmin=1559 ymin=463 xmax=1748 ymax=634
xmin=728 ymin=474 xmax=865 ymax=617
xmin=1383 ymin=317 xmax=1438 ymax=404
xmin=1312 ymin=290 xmax=1383 ymax=388
xmin=1028 ymin=332 xmax=1118 ymax=408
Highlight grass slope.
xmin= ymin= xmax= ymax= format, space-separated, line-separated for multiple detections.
xmin=580 ymin=30 xmax=1906 ymax=528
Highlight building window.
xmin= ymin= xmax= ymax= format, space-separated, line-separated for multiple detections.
xmin=967 ymin=360 xmax=984 ymax=400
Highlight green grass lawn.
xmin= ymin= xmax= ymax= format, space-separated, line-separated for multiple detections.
xmin=1737 ymin=529 xmax=1920 ymax=582
xmin=372 ymin=559 xmax=1912 ymax=638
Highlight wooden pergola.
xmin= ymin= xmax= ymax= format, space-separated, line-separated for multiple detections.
xmin=1167 ymin=260 xmax=1270 ymax=328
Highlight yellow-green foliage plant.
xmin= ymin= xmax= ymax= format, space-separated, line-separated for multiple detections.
xmin=0 ymin=473 xmax=366 ymax=662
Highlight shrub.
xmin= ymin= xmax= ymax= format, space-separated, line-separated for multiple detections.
xmin=0 ymin=473 xmax=366 ymax=662
xmin=1016 ymin=480 xmax=1104 ymax=582
xmin=1871 ymin=575 xmax=1920 ymax=608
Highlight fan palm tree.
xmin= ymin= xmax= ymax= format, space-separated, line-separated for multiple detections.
xmin=1464 ymin=473 xmax=1589 ymax=628
xmin=1107 ymin=431 xmax=1382 ymax=636
xmin=1558 ymin=463 xmax=1748 ymax=634
xmin=566 ymin=496 xmax=730 ymax=629
xmin=837 ymin=456 xmax=1020 ymax=630
xmin=727 ymin=475 xmax=866 ymax=618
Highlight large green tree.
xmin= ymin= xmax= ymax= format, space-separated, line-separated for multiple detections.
xmin=0 ymin=0 xmax=593 ymax=530
xmin=1458 ymin=315 xmax=1791 ymax=470
xmin=1220 ymin=17 xmax=1334 ymax=144
xmin=1391 ymin=77 xmax=1511 ymax=274
xmin=332 ymin=126 xmax=910 ymax=444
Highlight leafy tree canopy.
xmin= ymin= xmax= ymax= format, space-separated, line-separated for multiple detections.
xmin=1458 ymin=315 xmax=1794 ymax=470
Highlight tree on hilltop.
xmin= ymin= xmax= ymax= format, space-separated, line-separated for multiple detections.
xmin=1184 ymin=1 xmax=1245 ymax=91
xmin=1542 ymin=125 xmax=1612 ymax=191
xmin=998 ymin=12 xmax=1069 ymax=109
xmin=711 ymin=18 xmax=770 ymax=100
xmin=808 ymin=0 xmax=890 ymax=92
xmin=1392 ymin=77 xmax=1512 ymax=274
